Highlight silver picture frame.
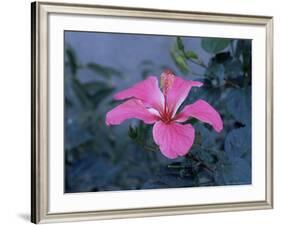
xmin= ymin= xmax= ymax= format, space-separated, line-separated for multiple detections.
xmin=31 ymin=1 xmax=273 ymax=223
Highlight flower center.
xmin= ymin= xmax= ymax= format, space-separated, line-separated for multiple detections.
xmin=159 ymin=109 xmax=173 ymax=123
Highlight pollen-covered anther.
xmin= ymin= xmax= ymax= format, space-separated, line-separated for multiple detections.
xmin=160 ymin=69 xmax=175 ymax=96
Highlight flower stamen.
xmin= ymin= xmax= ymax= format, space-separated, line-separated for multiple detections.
xmin=160 ymin=69 xmax=175 ymax=123
xmin=160 ymin=69 xmax=175 ymax=96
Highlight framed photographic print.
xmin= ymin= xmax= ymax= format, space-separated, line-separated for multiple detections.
xmin=31 ymin=1 xmax=273 ymax=223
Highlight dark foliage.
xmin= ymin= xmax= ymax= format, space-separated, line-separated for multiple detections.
xmin=65 ymin=37 xmax=252 ymax=192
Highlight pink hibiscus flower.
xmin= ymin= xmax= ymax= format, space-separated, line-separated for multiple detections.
xmin=105 ymin=69 xmax=223 ymax=159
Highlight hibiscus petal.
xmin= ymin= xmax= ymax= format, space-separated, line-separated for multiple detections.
xmin=114 ymin=76 xmax=164 ymax=111
xmin=106 ymin=99 xmax=159 ymax=126
xmin=152 ymin=121 xmax=195 ymax=159
xmin=166 ymin=76 xmax=203 ymax=116
xmin=176 ymin=99 xmax=223 ymax=132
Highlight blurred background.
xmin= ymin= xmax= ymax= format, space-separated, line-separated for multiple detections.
xmin=64 ymin=31 xmax=252 ymax=193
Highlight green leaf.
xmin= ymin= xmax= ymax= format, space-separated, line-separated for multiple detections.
xmin=83 ymin=81 xmax=115 ymax=106
xmin=83 ymin=81 xmax=114 ymax=96
xmin=184 ymin=51 xmax=198 ymax=59
xmin=205 ymin=63 xmax=225 ymax=86
xmin=71 ymin=78 xmax=91 ymax=108
xmin=176 ymin=37 xmax=185 ymax=51
xmin=65 ymin=97 xmax=73 ymax=107
xmin=91 ymin=87 xmax=115 ymax=106
xmin=87 ymin=62 xmax=122 ymax=78
xmin=225 ymin=127 xmax=251 ymax=161
xmin=170 ymin=51 xmax=189 ymax=73
xmin=65 ymin=46 xmax=79 ymax=75
xmin=225 ymin=158 xmax=251 ymax=184
xmin=221 ymin=126 xmax=252 ymax=185
xmin=128 ymin=126 xmax=138 ymax=139
xmin=224 ymin=59 xmax=243 ymax=79
xmin=226 ymin=88 xmax=251 ymax=125
xmin=201 ymin=38 xmax=231 ymax=54
xmin=194 ymin=124 xmax=217 ymax=148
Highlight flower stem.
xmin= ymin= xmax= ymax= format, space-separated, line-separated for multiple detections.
xmin=188 ymin=153 xmax=214 ymax=173
xmin=225 ymin=80 xmax=240 ymax=89
xmin=167 ymin=164 xmax=186 ymax=169
xmin=143 ymin=145 xmax=158 ymax=152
